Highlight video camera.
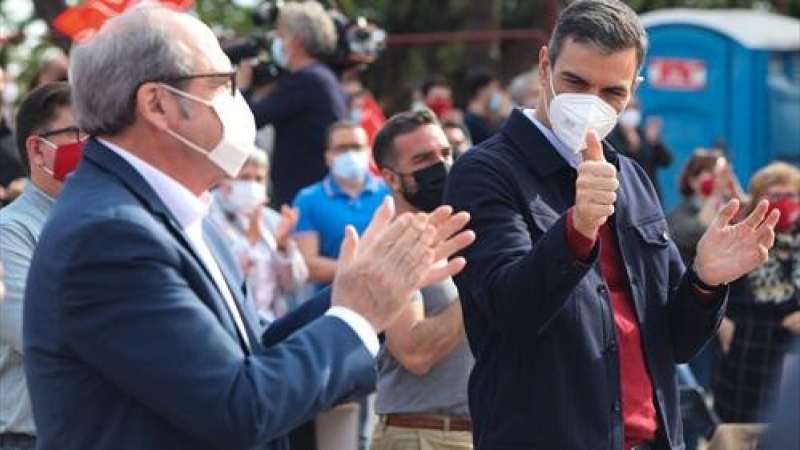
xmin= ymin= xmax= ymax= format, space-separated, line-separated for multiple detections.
xmin=222 ymin=0 xmax=386 ymax=83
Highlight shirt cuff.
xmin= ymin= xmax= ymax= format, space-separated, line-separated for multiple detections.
xmin=325 ymin=306 xmax=380 ymax=357
xmin=565 ymin=208 xmax=597 ymax=262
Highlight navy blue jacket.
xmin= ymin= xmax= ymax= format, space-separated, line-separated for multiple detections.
xmin=444 ymin=109 xmax=727 ymax=450
xmin=23 ymin=139 xmax=375 ymax=450
xmin=249 ymin=63 xmax=347 ymax=207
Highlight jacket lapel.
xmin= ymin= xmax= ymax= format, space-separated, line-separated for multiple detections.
xmin=83 ymin=140 xmax=252 ymax=350
xmin=202 ymin=220 xmax=262 ymax=349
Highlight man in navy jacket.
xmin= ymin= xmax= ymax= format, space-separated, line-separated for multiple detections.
xmin=22 ymin=6 xmax=473 ymax=450
xmin=444 ymin=1 xmax=778 ymax=449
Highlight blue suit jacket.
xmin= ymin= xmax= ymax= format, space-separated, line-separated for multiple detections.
xmin=23 ymin=139 xmax=376 ymax=450
xmin=444 ymin=109 xmax=727 ymax=450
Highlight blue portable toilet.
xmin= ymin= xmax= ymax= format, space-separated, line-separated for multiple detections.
xmin=639 ymin=9 xmax=800 ymax=211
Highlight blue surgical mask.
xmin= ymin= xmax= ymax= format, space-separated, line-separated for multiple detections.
xmin=350 ymin=108 xmax=363 ymax=124
xmin=331 ymin=150 xmax=369 ymax=183
xmin=271 ymin=37 xmax=288 ymax=69
xmin=489 ymin=91 xmax=503 ymax=113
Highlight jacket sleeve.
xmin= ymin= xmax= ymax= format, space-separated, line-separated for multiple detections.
xmin=444 ymin=155 xmax=599 ymax=337
xmin=666 ymin=243 xmax=728 ymax=362
xmin=59 ymin=218 xmax=374 ymax=449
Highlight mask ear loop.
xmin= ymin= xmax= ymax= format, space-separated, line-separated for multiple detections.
xmin=36 ymin=136 xmax=59 ymax=176
xmin=542 ymin=66 xmax=559 ymax=122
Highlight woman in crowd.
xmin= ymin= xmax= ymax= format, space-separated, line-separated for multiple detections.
xmin=714 ymin=161 xmax=800 ymax=423
xmin=667 ymin=148 xmax=745 ymax=265
xmin=209 ymin=150 xmax=308 ymax=321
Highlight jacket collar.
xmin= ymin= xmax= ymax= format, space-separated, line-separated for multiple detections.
xmin=501 ymin=108 xmax=620 ymax=178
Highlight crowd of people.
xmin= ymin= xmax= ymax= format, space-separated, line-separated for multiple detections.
xmin=0 ymin=1 xmax=798 ymax=450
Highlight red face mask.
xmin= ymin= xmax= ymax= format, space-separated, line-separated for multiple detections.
xmin=770 ymin=196 xmax=800 ymax=233
xmin=425 ymin=99 xmax=453 ymax=119
xmin=41 ymin=139 xmax=86 ymax=181
xmin=698 ymin=173 xmax=715 ymax=197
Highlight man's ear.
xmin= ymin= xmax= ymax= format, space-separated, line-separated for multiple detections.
xmin=380 ymin=167 xmax=401 ymax=193
xmin=136 ymin=82 xmax=170 ymax=131
xmin=538 ymin=46 xmax=550 ymax=78
xmin=324 ymin=149 xmax=335 ymax=168
xmin=26 ymin=135 xmax=46 ymax=169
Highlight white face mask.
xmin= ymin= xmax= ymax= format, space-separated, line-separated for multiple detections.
xmin=224 ymin=180 xmax=266 ymax=214
xmin=160 ymin=83 xmax=257 ymax=177
xmin=619 ymin=109 xmax=641 ymax=128
xmin=545 ymin=69 xmax=619 ymax=154
xmin=331 ymin=150 xmax=369 ymax=183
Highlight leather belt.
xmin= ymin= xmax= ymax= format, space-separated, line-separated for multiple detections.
xmin=383 ymin=414 xmax=472 ymax=432
xmin=0 ymin=432 xmax=36 ymax=446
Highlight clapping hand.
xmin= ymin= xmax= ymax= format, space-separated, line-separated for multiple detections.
xmin=331 ymin=198 xmax=475 ymax=332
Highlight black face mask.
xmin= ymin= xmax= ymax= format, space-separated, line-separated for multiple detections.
xmin=398 ymin=161 xmax=449 ymax=213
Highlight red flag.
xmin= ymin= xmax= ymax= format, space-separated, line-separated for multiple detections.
xmin=54 ymin=0 xmax=195 ymax=42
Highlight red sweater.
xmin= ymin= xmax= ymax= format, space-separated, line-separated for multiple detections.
xmin=566 ymin=211 xmax=658 ymax=448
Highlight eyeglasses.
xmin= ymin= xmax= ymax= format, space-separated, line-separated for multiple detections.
xmin=159 ymin=71 xmax=238 ymax=96
xmin=38 ymin=126 xmax=87 ymax=143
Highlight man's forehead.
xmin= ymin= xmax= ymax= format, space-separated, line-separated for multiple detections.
xmin=397 ymin=125 xmax=448 ymax=153
xmin=553 ymin=40 xmax=638 ymax=85
xmin=332 ymin=127 xmax=367 ymax=141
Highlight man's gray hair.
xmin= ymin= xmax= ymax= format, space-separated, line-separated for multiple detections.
xmin=548 ymin=0 xmax=648 ymax=70
xmin=69 ymin=5 xmax=195 ymax=136
xmin=508 ymin=70 xmax=539 ymax=105
xmin=279 ymin=1 xmax=337 ymax=59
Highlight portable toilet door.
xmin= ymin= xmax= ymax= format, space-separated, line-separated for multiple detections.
xmin=639 ymin=9 xmax=800 ymax=211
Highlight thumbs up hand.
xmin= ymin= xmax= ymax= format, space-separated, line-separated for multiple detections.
xmin=573 ymin=130 xmax=619 ymax=239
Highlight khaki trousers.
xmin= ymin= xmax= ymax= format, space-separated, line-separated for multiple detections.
xmin=370 ymin=422 xmax=473 ymax=450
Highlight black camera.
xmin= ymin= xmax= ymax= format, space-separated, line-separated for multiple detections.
xmin=221 ymin=0 xmax=385 ymax=77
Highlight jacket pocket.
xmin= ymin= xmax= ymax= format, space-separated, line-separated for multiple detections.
xmin=634 ymin=218 xmax=671 ymax=248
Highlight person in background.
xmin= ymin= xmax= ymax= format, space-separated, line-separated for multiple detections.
xmin=0 ymin=81 xmax=85 ymax=450
xmin=370 ymin=109 xmax=474 ymax=450
xmin=27 ymin=51 xmax=69 ymax=91
xmin=442 ymin=121 xmax=470 ymax=160
xmin=463 ymin=68 xmax=510 ymax=145
xmin=247 ymin=1 xmax=347 ymax=208
xmin=667 ymin=149 xmax=746 ymax=268
xmin=443 ymin=1 xmax=779 ymax=448
xmin=293 ymin=121 xmax=389 ymax=288
xmin=507 ymin=69 xmax=541 ymax=109
xmin=209 ymin=149 xmax=307 ymax=321
xmin=606 ymin=98 xmax=673 ymax=200
xmin=414 ymin=75 xmax=462 ymax=124
xmin=0 ymin=66 xmax=26 ymax=206
xmin=291 ymin=120 xmax=390 ymax=450
xmin=714 ymin=162 xmax=800 ymax=423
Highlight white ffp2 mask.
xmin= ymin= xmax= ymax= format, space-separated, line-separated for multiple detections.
xmin=161 ymin=83 xmax=257 ymax=177
xmin=546 ymin=70 xmax=619 ymax=154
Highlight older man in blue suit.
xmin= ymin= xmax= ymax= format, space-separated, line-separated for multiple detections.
xmin=21 ymin=6 xmax=474 ymax=450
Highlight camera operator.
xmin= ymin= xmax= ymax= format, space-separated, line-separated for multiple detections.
xmin=245 ymin=1 xmax=348 ymax=208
